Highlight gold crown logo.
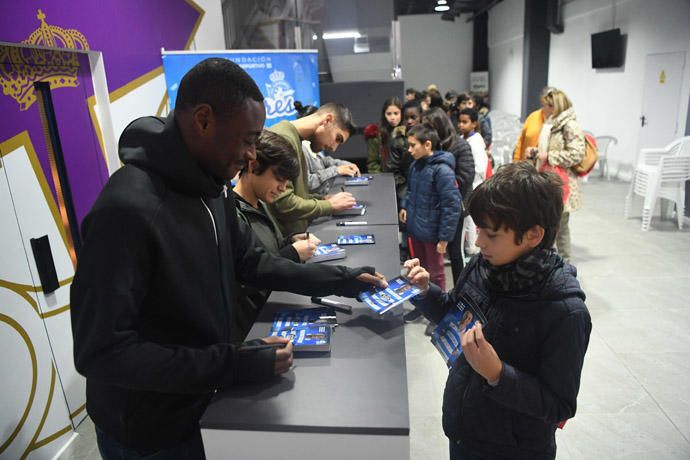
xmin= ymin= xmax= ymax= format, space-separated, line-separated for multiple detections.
xmin=0 ymin=9 xmax=90 ymax=111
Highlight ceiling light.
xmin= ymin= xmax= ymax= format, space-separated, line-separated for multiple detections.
xmin=437 ymin=0 xmax=447 ymax=4
xmin=322 ymin=31 xmax=362 ymax=40
xmin=312 ymin=34 xmax=318 ymax=40
xmin=434 ymin=5 xmax=450 ymax=12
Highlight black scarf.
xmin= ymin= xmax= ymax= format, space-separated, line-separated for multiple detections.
xmin=478 ymin=247 xmax=562 ymax=294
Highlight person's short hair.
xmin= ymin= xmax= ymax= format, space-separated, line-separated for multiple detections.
xmin=402 ymin=99 xmax=422 ymax=115
xmin=422 ymin=107 xmax=456 ymax=151
xmin=242 ymin=130 xmax=299 ymax=181
xmin=316 ymin=102 xmax=356 ymax=136
xmin=457 ymin=92 xmax=471 ymax=104
xmin=175 ymin=58 xmax=264 ymax=117
xmin=468 ymin=162 xmax=563 ymax=249
xmin=405 ymin=88 xmax=417 ymax=96
xmin=294 ymin=100 xmax=318 ymax=118
xmin=472 ymin=94 xmax=486 ymax=110
xmin=459 ymin=107 xmax=479 ymax=123
xmin=429 ymin=92 xmax=445 ymax=109
xmin=541 ymin=88 xmax=572 ymax=118
xmin=407 ymin=124 xmax=440 ymax=151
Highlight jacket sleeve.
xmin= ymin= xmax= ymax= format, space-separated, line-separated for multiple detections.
xmin=70 ymin=205 xmax=275 ymax=395
xmin=270 ymin=180 xmax=333 ymax=223
xmin=480 ymin=116 xmax=492 ymax=147
xmin=278 ymin=242 xmax=301 ymax=263
xmin=547 ymin=120 xmax=585 ymax=168
xmin=484 ymin=306 xmax=592 ymax=423
xmin=435 ymin=164 xmax=461 ymax=242
xmin=231 ymin=212 xmax=377 ymax=298
xmin=367 ymin=136 xmax=382 ymax=173
xmin=455 ymin=140 xmax=475 ymax=199
xmin=310 ymin=165 xmax=340 ymax=190
xmin=514 ymin=123 xmax=528 ymax=162
xmin=410 ymin=283 xmax=454 ymax=323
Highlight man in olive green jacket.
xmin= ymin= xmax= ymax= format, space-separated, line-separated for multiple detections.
xmin=267 ymin=103 xmax=358 ymax=235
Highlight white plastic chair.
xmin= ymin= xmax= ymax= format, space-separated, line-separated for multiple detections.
xmin=594 ymin=135 xmax=617 ymax=179
xmin=625 ymin=152 xmax=690 ymax=231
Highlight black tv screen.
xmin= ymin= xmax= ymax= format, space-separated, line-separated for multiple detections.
xmin=591 ymin=28 xmax=624 ymax=68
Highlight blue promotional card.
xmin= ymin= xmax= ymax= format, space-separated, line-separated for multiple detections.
xmin=337 ymin=234 xmax=375 ymax=245
xmin=270 ymin=324 xmax=332 ymax=352
xmin=358 ymin=276 xmax=422 ymax=315
xmin=431 ymin=298 xmax=487 ymax=368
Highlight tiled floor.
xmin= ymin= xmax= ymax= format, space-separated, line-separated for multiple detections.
xmin=60 ymin=178 xmax=690 ymax=459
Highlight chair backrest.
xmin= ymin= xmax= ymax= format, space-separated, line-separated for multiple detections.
xmin=594 ymin=135 xmax=617 ymax=156
xmin=666 ymin=135 xmax=690 ymax=156
xmin=639 ymin=136 xmax=690 ymax=167
xmin=659 ymin=153 xmax=690 ymax=183
xmin=678 ymin=136 xmax=690 ymax=156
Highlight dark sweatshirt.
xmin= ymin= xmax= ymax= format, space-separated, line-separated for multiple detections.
xmin=70 ymin=113 xmax=376 ymax=454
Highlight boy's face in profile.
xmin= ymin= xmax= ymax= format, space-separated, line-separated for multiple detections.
xmin=457 ymin=114 xmax=476 ymax=137
xmin=407 ymin=135 xmax=433 ymax=160
xmin=475 ymin=221 xmax=540 ymax=267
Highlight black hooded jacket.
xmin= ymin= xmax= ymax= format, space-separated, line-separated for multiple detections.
xmin=70 ymin=113 xmax=376 ymax=453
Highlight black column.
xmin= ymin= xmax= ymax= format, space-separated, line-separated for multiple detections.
xmin=521 ymin=0 xmax=550 ymax=119
xmin=473 ymin=11 xmax=488 ymax=72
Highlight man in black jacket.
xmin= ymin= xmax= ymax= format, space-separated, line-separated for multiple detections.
xmin=70 ymin=58 xmax=385 ymax=459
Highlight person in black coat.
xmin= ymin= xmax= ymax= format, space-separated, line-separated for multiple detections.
xmin=403 ymin=162 xmax=591 ymax=460
xmin=70 ymin=58 xmax=387 ymax=459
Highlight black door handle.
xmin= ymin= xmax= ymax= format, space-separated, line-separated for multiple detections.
xmin=640 ymin=115 xmax=647 ymax=127
xmin=30 ymin=235 xmax=59 ymax=294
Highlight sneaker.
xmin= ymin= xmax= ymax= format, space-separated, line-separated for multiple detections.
xmin=403 ymin=309 xmax=423 ymax=323
xmin=424 ymin=321 xmax=436 ymax=336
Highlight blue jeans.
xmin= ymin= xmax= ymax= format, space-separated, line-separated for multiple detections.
xmin=96 ymin=426 xmax=205 ymax=460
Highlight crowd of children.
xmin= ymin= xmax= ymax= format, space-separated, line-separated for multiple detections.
xmin=243 ymin=86 xmax=590 ymax=460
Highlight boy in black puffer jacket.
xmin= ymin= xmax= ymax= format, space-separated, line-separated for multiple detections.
xmin=403 ymin=161 xmax=591 ymax=459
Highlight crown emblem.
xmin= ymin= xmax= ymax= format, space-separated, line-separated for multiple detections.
xmin=0 ymin=9 xmax=90 ymax=111
xmin=269 ymin=69 xmax=285 ymax=83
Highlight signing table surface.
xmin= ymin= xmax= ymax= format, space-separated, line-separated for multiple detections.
xmin=200 ymin=174 xmax=409 ymax=459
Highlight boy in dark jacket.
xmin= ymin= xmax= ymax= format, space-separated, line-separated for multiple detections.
xmin=399 ymin=124 xmax=461 ymax=291
xmin=403 ymin=161 xmax=591 ymax=459
xmin=233 ymin=130 xmax=321 ymax=341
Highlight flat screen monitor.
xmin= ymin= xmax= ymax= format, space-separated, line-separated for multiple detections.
xmin=591 ymin=28 xmax=624 ymax=68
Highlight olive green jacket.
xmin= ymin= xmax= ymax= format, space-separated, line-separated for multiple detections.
xmin=267 ymin=121 xmax=333 ymax=234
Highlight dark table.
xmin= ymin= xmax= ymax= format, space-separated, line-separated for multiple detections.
xmin=200 ymin=177 xmax=410 ymax=460
xmin=310 ymin=173 xmax=399 ymax=229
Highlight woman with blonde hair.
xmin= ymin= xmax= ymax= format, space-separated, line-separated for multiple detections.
xmin=530 ymin=88 xmax=585 ymax=262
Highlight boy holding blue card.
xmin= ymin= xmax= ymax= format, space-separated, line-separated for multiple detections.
xmin=403 ymin=162 xmax=591 ymax=460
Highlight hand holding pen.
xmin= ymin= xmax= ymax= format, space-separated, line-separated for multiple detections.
xmin=326 ymin=190 xmax=356 ymax=211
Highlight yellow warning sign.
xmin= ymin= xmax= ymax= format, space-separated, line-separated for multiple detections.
xmin=659 ymin=70 xmax=666 ymax=84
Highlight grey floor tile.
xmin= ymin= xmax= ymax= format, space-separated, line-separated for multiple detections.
xmin=619 ymin=352 xmax=690 ymax=413
xmin=576 ymin=333 xmax=658 ymax=415
xmin=556 ymin=412 xmax=689 ymax=459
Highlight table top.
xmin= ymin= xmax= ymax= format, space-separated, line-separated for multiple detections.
xmin=310 ymin=173 xmax=399 ymax=229
xmin=201 ymin=225 xmax=409 ymax=435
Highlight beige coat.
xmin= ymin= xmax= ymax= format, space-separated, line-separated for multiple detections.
xmin=546 ymin=108 xmax=585 ymax=213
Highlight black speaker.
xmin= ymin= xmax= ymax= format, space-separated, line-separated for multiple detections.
xmin=546 ymin=0 xmax=563 ymax=34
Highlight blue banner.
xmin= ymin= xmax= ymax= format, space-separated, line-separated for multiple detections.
xmin=161 ymin=50 xmax=320 ymax=127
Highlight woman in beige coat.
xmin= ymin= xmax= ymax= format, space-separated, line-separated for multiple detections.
xmin=533 ymin=88 xmax=585 ymax=261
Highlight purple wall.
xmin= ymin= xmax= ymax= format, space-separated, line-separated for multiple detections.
xmin=0 ymin=1 xmax=202 ymax=226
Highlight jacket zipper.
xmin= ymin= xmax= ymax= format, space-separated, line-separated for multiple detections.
xmin=200 ymin=198 xmax=218 ymax=246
